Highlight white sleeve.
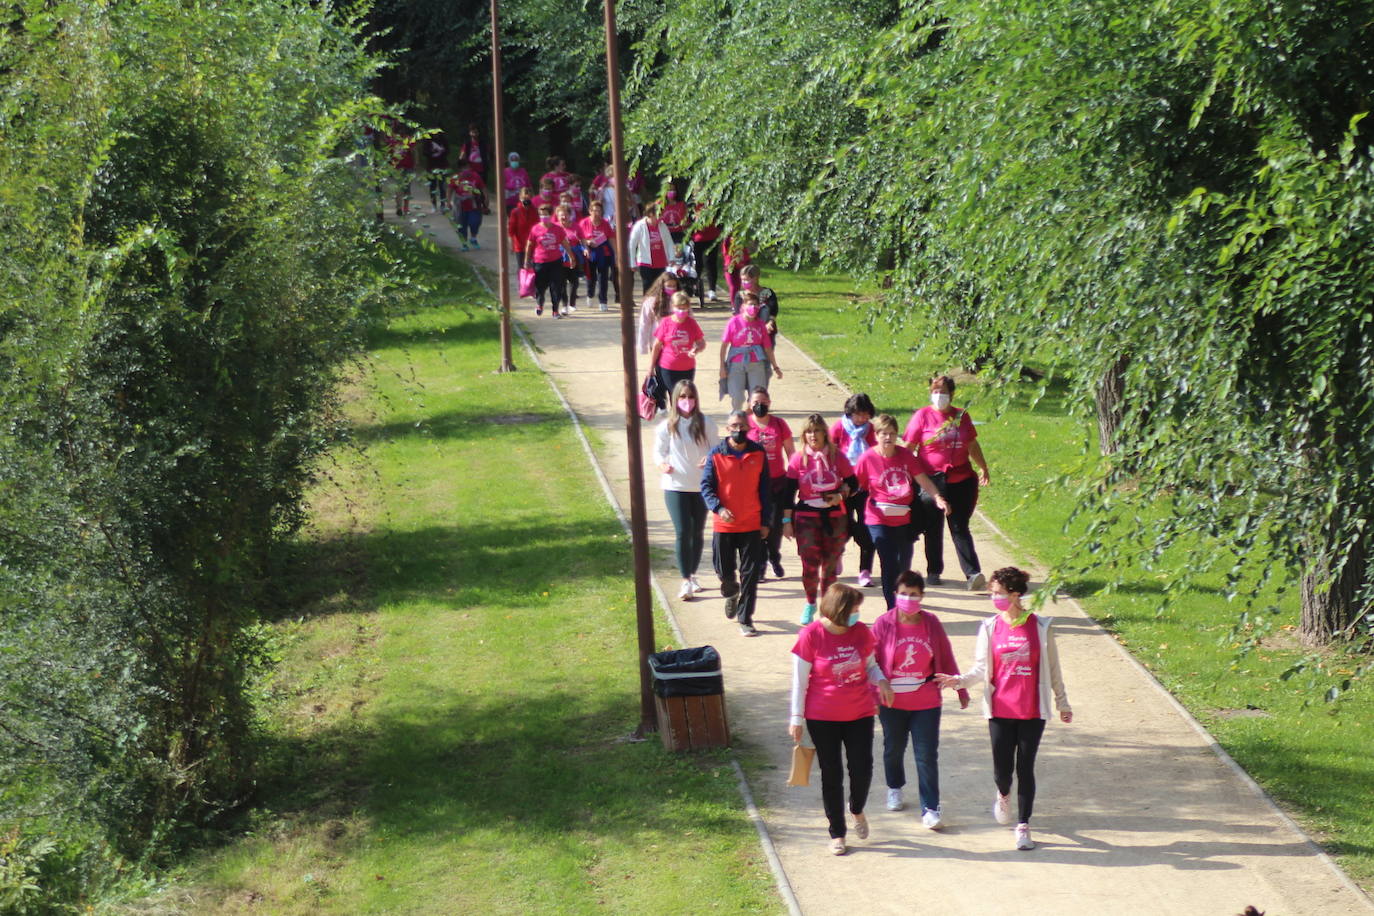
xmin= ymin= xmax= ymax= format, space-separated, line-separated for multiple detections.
xmin=652 ymin=421 xmax=671 ymax=466
xmin=865 ymin=652 xmax=886 ymax=685
xmin=790 ymin=654 xmax=811 ymax=726
xmin=959 ymin=619 xmax=989 ymax=689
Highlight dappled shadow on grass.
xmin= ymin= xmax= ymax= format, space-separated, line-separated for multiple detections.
xmin=354 ymin=407 xmax=565 ymax=445
xmin=366 ymin=317 xmax=495 ymax=354
xmin=248 ymin=689 xmax=743 ymax=868
xmin=267 ymin=516 xmax=631 ymax=623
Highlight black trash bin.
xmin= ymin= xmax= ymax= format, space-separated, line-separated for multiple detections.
xmin=647 ymin=646 xmax=730 ymax=750
xmin=648 ymin=646 xmax=723 ymax=697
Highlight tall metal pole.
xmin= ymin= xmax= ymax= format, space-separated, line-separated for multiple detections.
xmin=603 ymin=0 xmax=657 ymax=735
xmin=491 ymin=0 xmax=516 ymax=373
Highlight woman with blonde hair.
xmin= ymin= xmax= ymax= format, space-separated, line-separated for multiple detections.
xmin=783 ymin=415 xmax=857 ymax=624
xmin=789 ymin=583 xmax=893 ymax=855
xmin=653 ymin=380 xmax=716 ymax=599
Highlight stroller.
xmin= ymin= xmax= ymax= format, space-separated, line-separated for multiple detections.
xmin=669 ymin=239 xmax=703 ymax=306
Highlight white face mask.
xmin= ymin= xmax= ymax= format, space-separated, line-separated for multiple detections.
xmin=931 ymin=392 xmax=951 ymax=410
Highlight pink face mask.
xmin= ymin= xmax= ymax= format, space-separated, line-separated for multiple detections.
xmin=894 ymin=594 xmax=921 ymax=614
xmin=677 ymin=398 xmax=695 ymax=414
xmin=744 ymin=305 xmax=759 ymax=318
xmin=672 ymin=308 xmax=689 ymax=319
xmin=991 ymin=595 xmax=1013 ymax=612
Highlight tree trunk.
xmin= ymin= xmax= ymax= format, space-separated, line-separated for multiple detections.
xmin=1300 ymin=522 xmax=1370 ymax=646
xmin=1095 ymin=354 xmax=1128 ymax=456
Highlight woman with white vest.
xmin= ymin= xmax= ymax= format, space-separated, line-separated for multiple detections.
xmin=936 ymin=566 xmax=1072 ymax=851
xmin=629 ymin=201 xmax=677 ymax=295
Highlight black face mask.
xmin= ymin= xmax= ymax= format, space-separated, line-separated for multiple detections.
xmin=751 ymin=403 xmax=769 ymax=418
xmin=729 ymin=429 xmax=749 ymax=445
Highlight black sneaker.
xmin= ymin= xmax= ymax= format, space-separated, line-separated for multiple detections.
xmin=771 ymin=560 xmax=785 ymax=579
xmin=928 ymin=574 xmax=944 ymax=587
xmin=724 ymin=594 xmax=739 ymax=620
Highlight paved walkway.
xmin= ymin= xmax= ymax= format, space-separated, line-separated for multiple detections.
xmin=398 ymin=208 xmax=1372 ymax=915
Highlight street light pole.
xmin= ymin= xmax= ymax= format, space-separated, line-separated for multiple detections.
xmin=490 ymin=0 xmax=516 ymax=373
xmin=602 ymin=0 xmax=657 ymax=736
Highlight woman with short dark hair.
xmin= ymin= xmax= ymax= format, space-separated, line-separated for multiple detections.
xmin=937 ymin=566 xmax=1073 ymax=851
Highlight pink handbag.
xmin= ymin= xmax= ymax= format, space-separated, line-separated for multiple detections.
xmin=518 ymin=266 xmax=536 ymax=298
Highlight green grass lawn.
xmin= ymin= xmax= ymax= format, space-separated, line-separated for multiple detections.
xmin=767 ymin=263 xmax=1374 ymax=889
xmin=120 ymin=247 xmax=782 ymax=914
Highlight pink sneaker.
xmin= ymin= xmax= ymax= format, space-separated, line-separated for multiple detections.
xmin=857 ymin=570 xmax=872 ymax=588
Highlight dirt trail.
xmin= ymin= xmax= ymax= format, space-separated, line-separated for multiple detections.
xmin=398 ymin=207 xmax=1372 ymax=916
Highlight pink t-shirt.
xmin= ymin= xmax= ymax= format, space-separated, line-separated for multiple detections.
xmin=793 ymin=622 xmax=877 ymax=722
xmin=504 ymin=167 xmax=531 ymax=197
xmin=746 ymin=415 xmax=792 ymax=478
xmin=904 ymin=407 xmax=978 ymax=482
xmin=661 ymin=200 xmax=687 ymax=229
xmin=569 ymin=186 xmax=585 ymax=215
xmin=645 ymin=222 xmax=667 ymax=268
xmin=853 ymin=447 xmax=932 ymax=526
xmin=543 ymin=170 xmax=570 ymax=193
xmin=878 ymin=616 xmax=941 ymax=711
xmin=990 ymin=615 xmax=1041 ymax=719
xmin=788 ymin=449 xmax=854 ymax=504
xmin=578 ymin=216 xmax=611 ymax=249
xmin=528 ymin=221 xmax=568 ymax=264
xmin=721 ymin=315 xmax=768 ymax=360
xmin=653 ymin=315 xmax=704 ymax=371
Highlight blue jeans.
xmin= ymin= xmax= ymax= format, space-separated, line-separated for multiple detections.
xmin=867 ymin=522 xmax=915 ymax=611
xmin=878 ymin=705 xmax=942 ymax=811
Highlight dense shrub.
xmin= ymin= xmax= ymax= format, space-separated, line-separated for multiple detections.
xmin=0 ymin=0 xmax=393 ymax=905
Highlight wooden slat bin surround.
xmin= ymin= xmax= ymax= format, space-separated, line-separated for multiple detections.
xmin=654 ymin=692 xmax=731 ymax=752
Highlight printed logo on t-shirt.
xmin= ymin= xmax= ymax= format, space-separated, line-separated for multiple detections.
xmin=878 ymin=466 xmax=913 ymax=499
xmin=801 ymin=459 xmax=840 ymax=497
xmin=667 ymin=326 xmax=693 ymax=357
xmin=827 ymin=647 xmax=863 ymax=686
xmin=998 ymin=634 xmax=1033 ymax=678
xmin=893 ymin=634 xmax=934 ymax=680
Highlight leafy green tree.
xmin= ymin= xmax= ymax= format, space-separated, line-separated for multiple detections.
xmin=626 ymin=0 xmax=1374 ymax=653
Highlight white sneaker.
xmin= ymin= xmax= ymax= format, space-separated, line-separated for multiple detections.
xmin=993 ymin=793 xmax=1012 ymax=825
xmin=677 ymin=581 xmax=693 ymax=600
xmin=968 ymin=571 xmax=987 ymax=591
xmin=922 ymin=807 xmax=943 ymax=830
xmin=886 ymin=788 xmax=904 ymax=811
xmin=567 ymin=302 xmax=577 ymax=313
xmin=689 ymin=576 xmax=704 ymax=594
xmin=708 ymin=289 xmax=718 ymax=301
xmin=1015 ymin=823 xmax=1035 ymax=850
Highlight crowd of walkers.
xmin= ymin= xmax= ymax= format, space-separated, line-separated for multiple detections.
xmin=382 ymin=130 xmax=1076 ymax=859
xmin=650 ymin=345 xmax=1072 ymax=857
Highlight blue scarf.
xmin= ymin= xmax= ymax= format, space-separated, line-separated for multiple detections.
xmin=841 ymin=414 xmax=870 ymax=464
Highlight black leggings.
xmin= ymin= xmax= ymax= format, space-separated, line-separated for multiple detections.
xmin=807 ymin=716 xmax=874 ymax=839
xmin=920 ymin=474 xmax=982 ymax=578
xmin=845 ymin=489 xmax=876 ymax=573
xmin=989 ymin=716 xmax=1046 ymax=824
xmin=696 ymin=239 xmax=720 ymax=295
xmin=534 ymin=260 xmax=564 ymax=309
xmin=638 ymin=265 xmax=665 ymax=296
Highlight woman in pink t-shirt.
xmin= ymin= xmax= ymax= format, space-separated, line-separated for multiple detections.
xmin=503 ymin=152 xmax=531 ymax=210
xmin=789 ymin=584 xmax=893 ymax=856
xmin=902 ymin=374 xmax=993 ymax=592
xmin=782 ymin=415 xmax=856 ymax=624
xmin=937 ymin=567 xmax=1072 ymax=852
xmin=718 ymin=290 xmax=782 ymax=412
xmin=853 ymin=414 xmax=948 ymax=612
xmin=871 ymin=570 xmax=970 ymax=827
xmin=650 ymin=291 xmax=707 ymax=394
xmin=524 ymin=203 xmax=575 ymax=318
xmin=578 ymin=199 xmax=615 ymax=310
